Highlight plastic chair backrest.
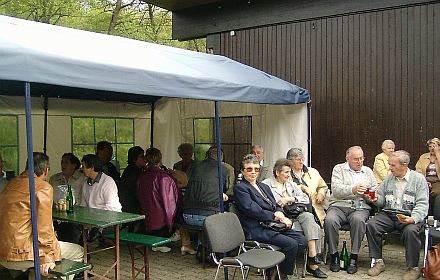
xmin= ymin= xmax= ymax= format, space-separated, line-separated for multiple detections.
xmin=204 ymin=212 xmax=245 ymax=253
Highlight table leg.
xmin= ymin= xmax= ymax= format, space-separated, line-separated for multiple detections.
xmin=83 ymin=227 xmax=89 ymax=280
xmin=145 ymin=246 xmax=149 ymax=280
xmin=115 ymin=224 xmax=120 ymax=280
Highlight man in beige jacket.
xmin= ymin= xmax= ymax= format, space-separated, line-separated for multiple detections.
xmin=0 ymin=152 xmax=83 ymax=278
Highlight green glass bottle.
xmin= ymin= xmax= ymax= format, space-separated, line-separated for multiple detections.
xmin=339 ymin=240 xmax=349 ymax=270
xmin=66 ymin=185 xmax=74 ymax=213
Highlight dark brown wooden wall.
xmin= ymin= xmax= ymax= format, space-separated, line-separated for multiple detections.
xmin=208 ymin=2 xmax=440 ymax=181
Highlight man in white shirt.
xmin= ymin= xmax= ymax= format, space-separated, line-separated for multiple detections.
xmin=366 ymin=150 xmax=428 ymax=280
xmin=79 ymin=154 xmax=121 ymax=212
xmin=325 ymin=146 xmax=377 ymax=274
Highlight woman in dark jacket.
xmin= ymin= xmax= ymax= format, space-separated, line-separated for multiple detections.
xmin=234 ymin=154 xmax=307 ymax=280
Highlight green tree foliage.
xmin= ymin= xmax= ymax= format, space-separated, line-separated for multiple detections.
xmin=0 ymin=0 xmax=206 ymax=51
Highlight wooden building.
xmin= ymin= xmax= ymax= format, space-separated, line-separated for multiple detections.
xmin=148 ymin=0 xmax=440 ymax=181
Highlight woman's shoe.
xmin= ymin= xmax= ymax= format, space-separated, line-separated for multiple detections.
xmin=181 ymin=245 xmax=197 ymax=255
xmin=306 ymin=264 xmax=328 ymax=278
xmin=307 ymin=255 xmax=322 ymax=265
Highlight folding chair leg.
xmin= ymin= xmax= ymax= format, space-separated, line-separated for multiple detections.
xmin=214 ymin=265 xmax=221 ymax=280
xmin=302 ymin=249 xmax=307 ymax=278
xmin=276 ymin=265 xmax=282 ymax=280
xmin=423 ymin=227 xmax=430 ymax=270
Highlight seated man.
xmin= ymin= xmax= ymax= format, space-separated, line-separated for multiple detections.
xmin=173 ymin=143 xmax=195 ymax=176
xmin=96 ymin=141 xmax=120 ymax=183
xmin=366 ymin=150 xmax=428 ymax=280
xmin=0 ymin=152 xmax=83 ymax=278
xmin=183 ymin=145 xmax=229 ymax=226
xmin=324 ymin=146 xmax=377 ymax=274
xmin=79 ymin=154 xmax=122 ymax=212
xmin=49 ymin=153 xmax=86 ymax=244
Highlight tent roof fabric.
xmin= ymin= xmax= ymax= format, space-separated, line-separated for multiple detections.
xmin=0 ymin=15 xmax=309 ymax=104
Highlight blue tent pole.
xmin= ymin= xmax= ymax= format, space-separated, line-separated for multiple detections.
xmin=214 ymin=101 xmax=224 ymax=213
xmin=25 ymin=82 xmax=42 ymax=280
xmin=214 ymin=101 xmax=228 ymax=280
xmin=307 ymin=101 xmax=312 ymax=165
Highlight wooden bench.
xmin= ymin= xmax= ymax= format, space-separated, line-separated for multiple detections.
xmin=43 ymin=259 xmax=92 ymax=279
xmin=175 ymin=222 xmax=207 ymax=268
xmin=104 ymin=231 xmax=171 ymax=280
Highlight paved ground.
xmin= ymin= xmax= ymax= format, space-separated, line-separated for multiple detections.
xmin=0 ymin=232 xmax=426 ymax=279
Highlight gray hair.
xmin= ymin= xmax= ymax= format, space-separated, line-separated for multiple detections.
xmin=381 ymin=139 xmax=395 ymax=149
xmin=346 ymin=146 xmax=363 ymax=156
xmin=240 ymin=154 xmax=260 ymax=170
xmin=286 ymin=148 xmax=303 ymax=159
xmin=251 ymin=144 xmax=263 ymax=151
xmin=273 ymin=158 xmax=292 ymax=177
xmin=391 ymin=150 xmax=410 ymax=165
xmin=25 ymin=152 xmax=49 ymax=177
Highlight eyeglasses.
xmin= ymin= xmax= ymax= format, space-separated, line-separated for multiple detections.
xmin=244 ymin=167 xmax=260 ymax=172
xmin=352 ymin=157 xmax=365 ymax=162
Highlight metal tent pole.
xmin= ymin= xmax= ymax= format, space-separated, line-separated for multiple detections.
xmin=43 ymin=95 xmax=48 ymax=155
xmin=150 ymin=102 xmax=155 ymax=148
xmin=214 ymin=101 xmax=228 ymax=280
xmin=307 ymin=102 xmax=312 ymax=165
xmin=214 ymin=101 xmax=224 ymax=213
xmin=25 ymin=82 xmax=42 ymax=280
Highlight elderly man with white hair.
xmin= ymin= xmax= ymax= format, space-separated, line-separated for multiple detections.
xmin=366 ymin=150 xmax=428 ymax=280
xmin=373 ymin=139 xmax=396 ymax=185
xmin=325 ymin=146 xmax=377 ymax=274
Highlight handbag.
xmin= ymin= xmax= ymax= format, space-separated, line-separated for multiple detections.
xmin=424 ymin=244 xmax=440 ymax=280
xmin=260 ymin=220 xmax=288 ymax=232
xmin=283 ymin=203 xmax=308 ymax=219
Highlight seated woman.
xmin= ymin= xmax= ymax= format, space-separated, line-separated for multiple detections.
xmin=286 ymin=148 xmax=328 ymax=226
xmin=372 ymin=140 xmax=395 ymax=185
xmin=138 ymin=148 xmax=196 ymax=254
xmin=234 ymin=154 xmax=307 ymax=280
xmin=416 ymin=137 xmax=440 ymax=216
xmin=263 ymin=159 xmax=327 ymax=278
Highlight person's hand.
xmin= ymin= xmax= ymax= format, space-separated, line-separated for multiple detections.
xmin=396 ymin=214 xmax=414 ymax=224
xmin=280 ymin=217 xmax=293 ymax=228
xmin=274 ymin=211 xmax=285 ymax=221
xmin=277 ymin=197 xmax=290 ymax=206
xmin=223 ymin=193 xmax=229 ymax=201
xmin=40 ymin=262 xmax=56 ymax=277
xmin=302 ymin=186 xmax=312 ymax=197
xmin=433 ymin=142 xmax=440 ymax=153
xmin=427 ymin=181 xmax=432 ymax=189
xmin=315 ymin=193 xmax=325 ymax=204
xmin=352 ymin=184 xmax=367 ymax=195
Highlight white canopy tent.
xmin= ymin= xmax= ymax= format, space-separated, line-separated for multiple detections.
xmin=0 ymin=14 xmax=312 ymax=175
xmin=0 ymin=15 xmax=311 ymax=278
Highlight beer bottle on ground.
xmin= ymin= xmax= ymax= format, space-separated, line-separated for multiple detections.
xmin=340 ymin=240 xmax=349 ymax=270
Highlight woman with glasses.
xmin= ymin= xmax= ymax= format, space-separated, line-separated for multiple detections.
xmin=234 ymin=154 xmax=307 ymax=280
xmin=263 ymin=158 xmax=327 ymax=278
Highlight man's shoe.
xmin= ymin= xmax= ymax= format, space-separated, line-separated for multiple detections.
xmin=346 ymin=257 xmax=358 ymax=274
xmin=367 ymin=259 xmax=385 ymax=276
xmin=152 ymin=246 xmax=172 ymax=253
xmin=329 ymin=253 xmax=340 ymax=272
xmin=403 ymin=267 xmax=420 ymax=280
xmin=306 ymin=264 xmax=328 ymax=278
